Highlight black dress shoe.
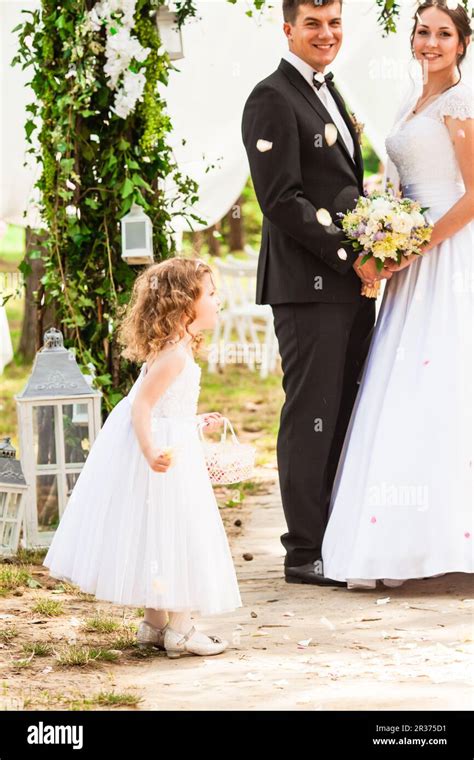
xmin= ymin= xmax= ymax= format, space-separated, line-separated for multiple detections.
xmin=284 ymin=562 xmax=346 ymax=587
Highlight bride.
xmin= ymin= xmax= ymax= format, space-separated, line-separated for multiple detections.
xmin=321 ymin=0 xmax=473 ymax=589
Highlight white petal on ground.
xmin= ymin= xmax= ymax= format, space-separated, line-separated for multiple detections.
xmin=320 ymin=616 xmax=336 ymax=630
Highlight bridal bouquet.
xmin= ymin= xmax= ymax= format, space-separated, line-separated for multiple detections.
xmin=339 ymin=192 xmax=433 ymax=298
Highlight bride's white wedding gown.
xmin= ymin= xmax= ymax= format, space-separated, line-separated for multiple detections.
xmin=322 ymin=81 xmax=473 ymax=587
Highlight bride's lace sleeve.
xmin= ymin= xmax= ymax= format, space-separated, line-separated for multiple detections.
xmin=437 ymin=85 xmax=474 ymax=122
xmin=382 ymin=83 xmax=420 ymax=195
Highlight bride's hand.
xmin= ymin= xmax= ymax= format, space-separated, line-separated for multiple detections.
xmin=385 ymin=253 xmax=419 ymax=273
xmin=200 ymin=412 xmax=224 ymax=433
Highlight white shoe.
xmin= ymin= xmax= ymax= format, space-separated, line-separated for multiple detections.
xmin=164 ymin=625 xmax=228 ymax=659
xmin=136 ymin=620 xmax=168 ymax=650
xmin=347 ymin=578 xmax=377 ymax=590
xmin=382 ymin=579 xmax=405 ymax=588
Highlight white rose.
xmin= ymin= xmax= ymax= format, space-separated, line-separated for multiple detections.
xmin=365 ymin=219 xmax=380 ymax=236
xmin=410 ymin=210 xmax=426 ymax=227
xmin=392 ymin=211 xmax=413 ymax=234
xmin=370 ymin=198 xmax=393 ymax=217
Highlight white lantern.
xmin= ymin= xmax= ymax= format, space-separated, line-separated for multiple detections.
xmin=120 ymin=203 xmax=154 ymax=265
xmin=156 ymin=4 xmax=184 ymax=60
xmin=0 ymin=437 xmax=27 ymax=558
xmin=15 ymin=328 xmax=102 ymax=548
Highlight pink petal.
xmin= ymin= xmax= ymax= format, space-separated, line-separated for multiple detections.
xmin=423 ymin=360 xmax=430 ymax=366
xmin=370 ymin=516 xmax=377 ymax=524
xmin=465 ymin=532 xmax=471 ymax=539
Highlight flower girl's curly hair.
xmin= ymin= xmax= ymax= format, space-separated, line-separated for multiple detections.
xmin=118 ymin=257 xmax=214 ymax=363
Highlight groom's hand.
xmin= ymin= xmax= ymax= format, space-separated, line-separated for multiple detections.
xmin=353 ymin=254 xmax=392 ymax=286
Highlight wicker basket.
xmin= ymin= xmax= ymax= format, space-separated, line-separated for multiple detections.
xmin=198 ymin=417 xmax=256 ymax=485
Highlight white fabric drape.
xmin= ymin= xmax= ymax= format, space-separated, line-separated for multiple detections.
xmin=1 ymin=0 xmax=472 ymax=231
xmin=0 ymin=305 xmax=14 ymax=374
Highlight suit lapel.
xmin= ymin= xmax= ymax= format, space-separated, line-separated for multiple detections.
xmin=278 ymin=58 xmax=364 ymax=190
xmin=327 ymin=83 xmax=364 ymax=185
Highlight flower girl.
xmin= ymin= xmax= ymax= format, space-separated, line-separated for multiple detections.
xmin=44 ymin=257 xmax=242 ymax=658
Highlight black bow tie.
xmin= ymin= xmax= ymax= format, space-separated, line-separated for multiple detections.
xmin=312 ymin=71 xmax=334 ymax=90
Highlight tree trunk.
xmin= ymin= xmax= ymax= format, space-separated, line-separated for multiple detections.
xmin=191 ymin=230 xmax=203 ymax=255
xmin=18 ymin=228 xmax=56 ymax=360
xmin=228 ymin=194 xmax=244 ymax=252
xmin=206 ymin=223 xmax=221 ymax=257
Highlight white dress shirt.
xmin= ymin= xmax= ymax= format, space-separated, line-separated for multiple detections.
xmin=281 ymin=49 xmax=355 ymax=161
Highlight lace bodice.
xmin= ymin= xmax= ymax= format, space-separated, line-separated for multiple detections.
xmin=385 ymin=82 xmax=473 ymax=189
xmin=127 ymin=352 xmax=201 ymax=419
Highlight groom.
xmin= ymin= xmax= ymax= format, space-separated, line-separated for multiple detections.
xmin=241 ymin=0 xmax=391 ymax=586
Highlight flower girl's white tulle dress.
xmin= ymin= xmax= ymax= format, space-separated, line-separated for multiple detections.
xmin=322 ymin=82 xmax=473 ymax=587
xmin=43 ymin=351 xmax=243 ymax=615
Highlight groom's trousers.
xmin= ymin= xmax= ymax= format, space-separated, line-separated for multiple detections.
xmin=271 ymin=298 xmax=375 ymax=568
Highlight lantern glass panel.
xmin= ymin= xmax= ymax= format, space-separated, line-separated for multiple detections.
xmin=62 ymin=404 xmax=89 ymax=464
xmin=125 ymin=221 xmax=147 ymax=250
xmin=36 ymin=474 xmax=59 ymax=531
xmin=33 ymin=406 xmax=57 ymax=465
xmin=66 ymin=472 xmax=81 ymax=498
xmin=2 ymin=521 xmax=14 ymax=549
xmin=0 ymin=492 xmax=6 ymax=518
xmin=7 ymin=494 xmax=20 ymax=519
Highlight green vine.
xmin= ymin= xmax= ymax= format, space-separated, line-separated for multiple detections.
xmin=12 ymin=0 xmax=205 ymax=412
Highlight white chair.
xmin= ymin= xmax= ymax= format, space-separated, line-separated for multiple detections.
xmin=0 ymin=305 xmax=13 ymax=375
xmin=243 ymin=244 xmax=260 ymax=260
xmin=209 ymin=258 xmax=279 ymax=379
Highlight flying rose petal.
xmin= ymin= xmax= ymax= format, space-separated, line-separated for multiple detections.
xmin=316 ymin=208 xmax=332 ymax=226
xmin=324 ymin=123 xmax=338 ymax=146
xmin=370 ymin=516 xmax=377 ymax=524
xmin=256 ymin=139 xmax=273 ymax=152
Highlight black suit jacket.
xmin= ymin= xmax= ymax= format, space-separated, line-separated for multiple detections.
xmin=242 ymin=57 xmax=366 ymax=305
